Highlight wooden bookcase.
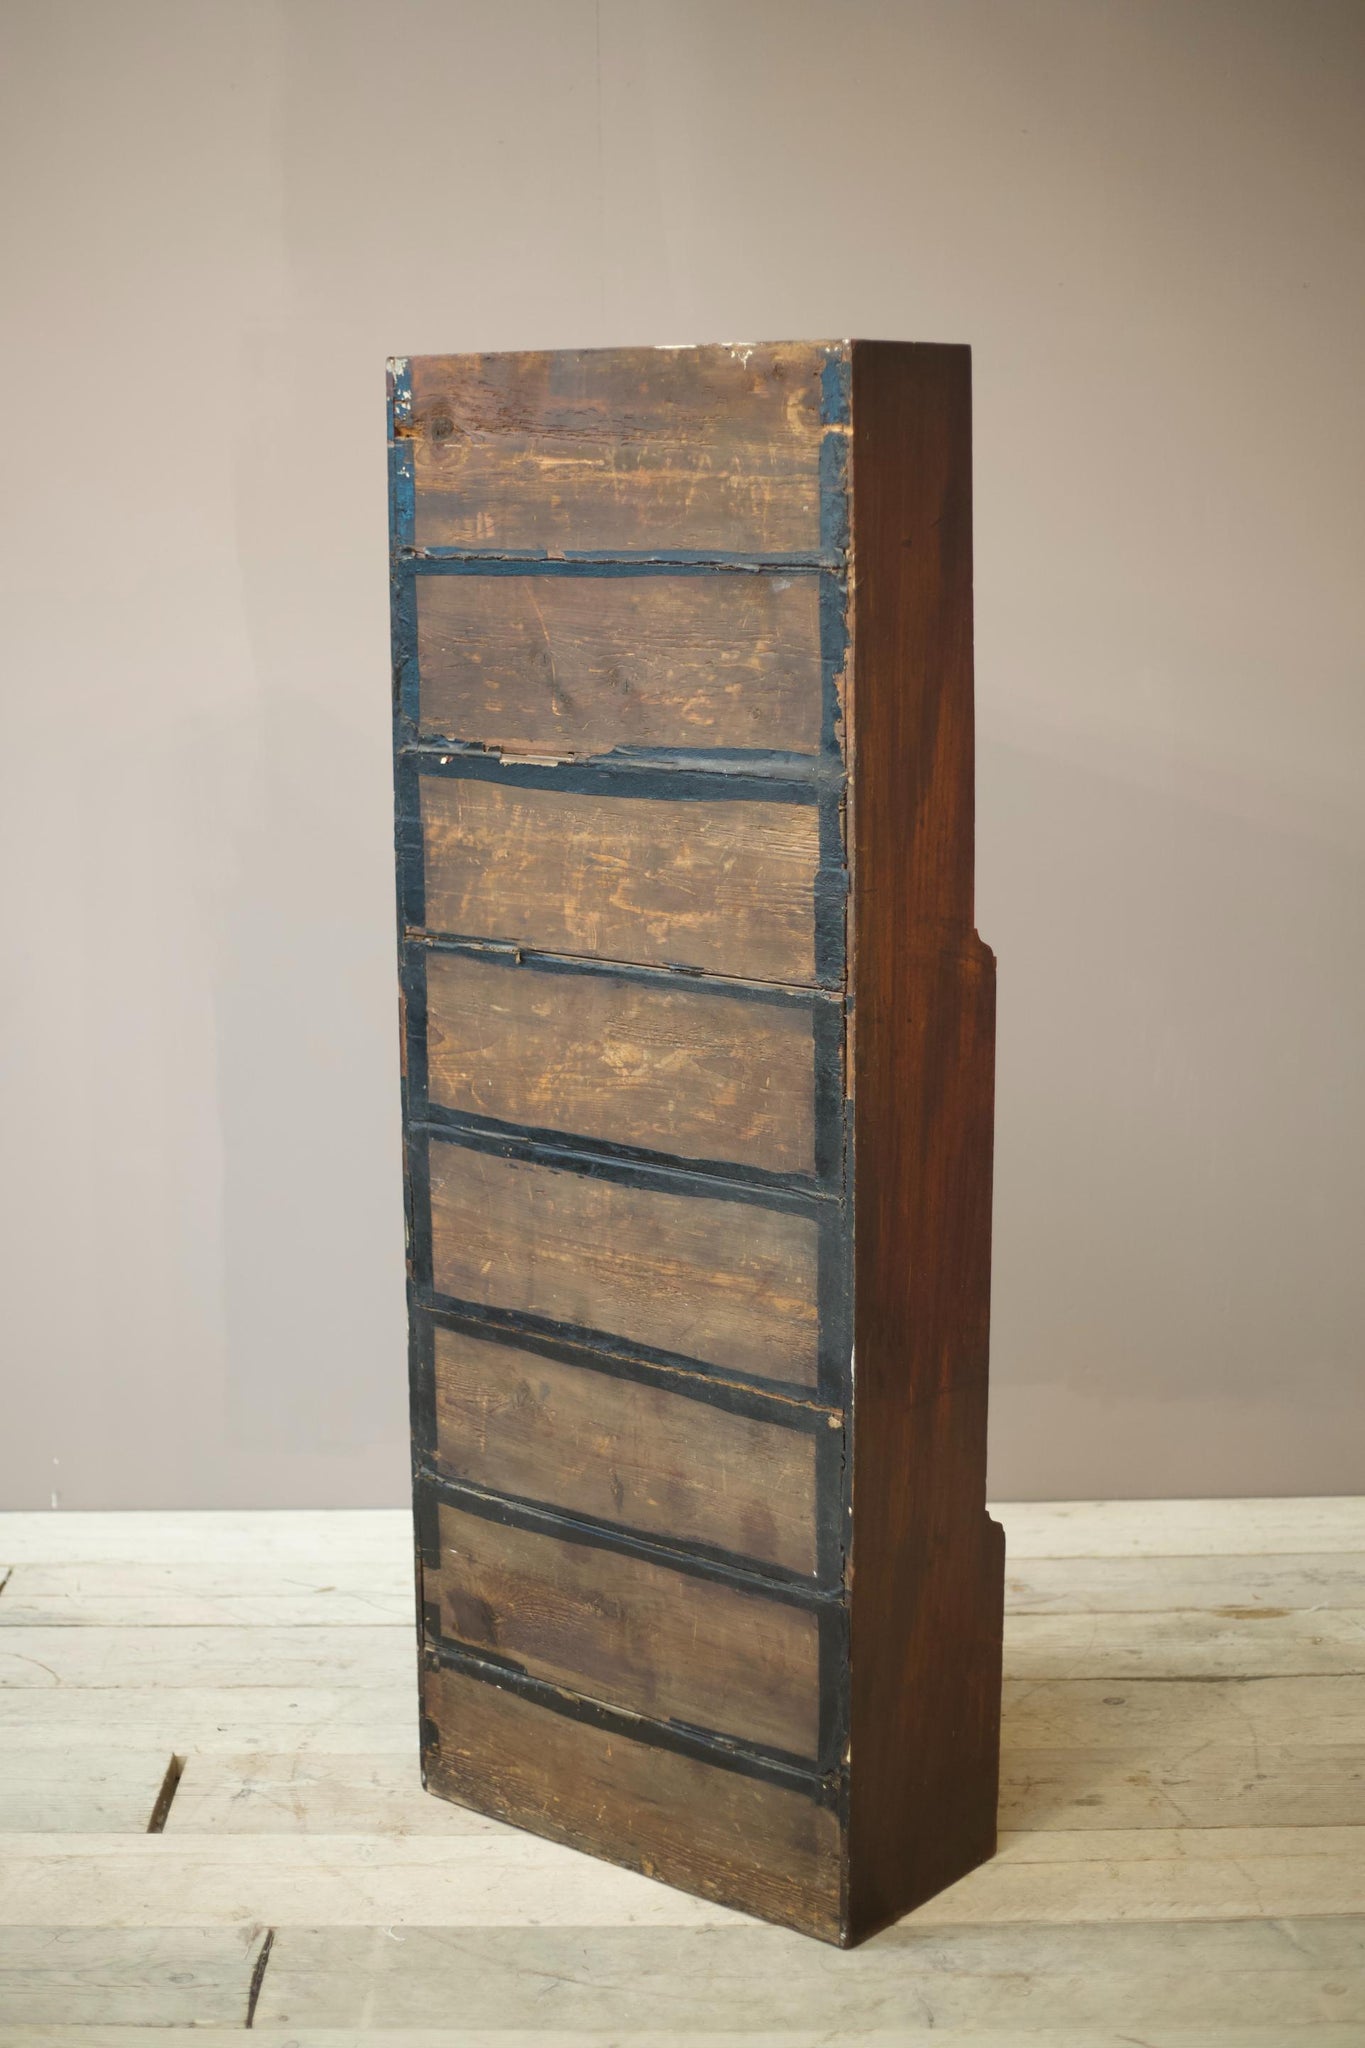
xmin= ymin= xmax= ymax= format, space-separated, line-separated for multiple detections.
xmin=388 ymin=342 xmax=1003 ymax=1946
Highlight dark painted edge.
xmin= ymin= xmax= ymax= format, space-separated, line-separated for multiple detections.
xmin=413 ymin=1296 xmax=838 ymax=1428
xmin=415 ymin=1462 xmax=841 ymax=1605
xmin=421 ymin=1635 xmax=843 ymax=1807
xmin=401 ymin=547 xmax=838 ymax=570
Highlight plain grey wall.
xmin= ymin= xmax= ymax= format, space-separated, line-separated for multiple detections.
xmin=2 ymin=0 xmax=1362 ymax=1507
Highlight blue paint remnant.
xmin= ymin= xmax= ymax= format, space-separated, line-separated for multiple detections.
xmin=819 ymin=350 xmax=852 ymax=429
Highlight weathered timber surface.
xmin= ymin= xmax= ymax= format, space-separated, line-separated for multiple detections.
xmin=424 ymin=948 xmax=819 ymax=1173
xmin=432 ymin=1323 xmax=820 ymax=1573
xmin=425 ymin=1502 xmax=820 ymax=1757
xmin=392 ymin=341 xmax=1001 ymax=1945
xmin=426 ymin=1140 xmax=820 ymax=1386
xmin=415 ymin=571 xmax=824 ymax=756
xmin=419 ymin=774 xmax=823 ymax=983
xmin=406 ymin=345 xmax=832 ymax=554
xmin=420 ymin=1659 xmax=841 ymax=1940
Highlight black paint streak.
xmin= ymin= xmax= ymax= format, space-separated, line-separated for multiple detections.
xmin=422 ymin=1637 xmax=843 ymax=1805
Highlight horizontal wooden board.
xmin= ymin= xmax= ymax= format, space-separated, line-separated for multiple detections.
xmin=433 ymin=1326 xmax=819 ymax=1573
xmin=1004 ymin=1551 xmax=1365 ymax=1613
xmin=424 ymin=950 xmax=820 ymax=1173
xmin=421 ymin=1658 xmax=840 ymax=1939
xmin=0 ymin=1507 xmax=410 ymax=1564
xmin=25 ymin=2029 xmax=1364 ymax=2048
xmin=1001 ymin=1741 xmax=1365 ymax=1831
xmin=0 ymin=1562 xmax=410 ymax=1627
xmin=0 ymin=1686 xmax=417 ymax=1753
xmin=405 ymin=345 xmax=832 ymax=555
xmin=993 ymin=1496 xmax=1365 ymax=1558
xmin=426 ymin=1502 xmax=820 ymax=1757
xmin=16 ymin=1823 xmax=1357 ymax=1933
xmin=0 ymin=1831 xmax=740 ymax=1931
xmin=163 ymin=1736 xmax=1365 ymax=1839
xmin=418 ymin=774 xmax=823 ymax=983
xmin=1006 ymin=1608 xmax=1365 ymax=1680
xmin=1003 ymin=1674 xmax=1365 ymax=1749
xmin=415 ymin=572 xmax=825 ymax=756
xmin=165 ymin=1752 xmax=514 ymax=1836
xmin=0 ymin=1926 xmax=267 ymax=2029
xmin=260 ymin=1914 xmax=1365 ymax=2031
xmin=0 ymin=1750 xmax=170 ymax=1832
xmin=427 ymin=1141 xmax=821 ymax=1385
xmin=0 ymin=1624 xmax=406 ymax=1691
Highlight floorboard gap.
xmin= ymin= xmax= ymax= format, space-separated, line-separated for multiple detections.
xmin=245 ymin=1926 xmax=275 ymax=2029
xmin=146 ymin=1751 xmax=186 ymax=1833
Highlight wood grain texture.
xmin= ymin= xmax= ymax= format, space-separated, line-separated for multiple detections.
xmin=424 ymin=949 xmax=819 ymax=1172
xmin=0 ymin=1926 xmax=268 ymax=2029
xmin=406 ymin=344 xmax=832 ymax=554
xmin=420 ymin=1659 xmax=841 ymax=1940
xmin=260 ymin=1913 xmax=1365 ymax=2033
xmin=425 ymin=1502 xmax=820 ymax=1757
xmin=418 ymin=774 xmax=823 ymax=983
xmin=844 ymin=343 xmax=1003 ymax=1942
xmin=0 ymin=1751 xmax=171 ymax=1833
xmin=415 ymin=572 xmax=824 ymax=755
xmin=427 ymin=1140 xmax=820 ymax=1385
xmin=433 ymin=1325 xmax=820 ymax=1573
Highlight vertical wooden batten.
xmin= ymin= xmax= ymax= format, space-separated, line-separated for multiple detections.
xmin=389 ymin=342 xmax=1002 ymax=1946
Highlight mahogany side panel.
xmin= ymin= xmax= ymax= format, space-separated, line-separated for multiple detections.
xmin=844 ymin=342 xmax=1003 ymax=1943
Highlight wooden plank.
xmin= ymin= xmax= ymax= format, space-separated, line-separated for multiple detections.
xmin=1005 ymin=1552 xmax=1365 ymax=1613
xmin=0 ymin=1750 xmax=169 ymax=1832
xmin=422 ymin=1659 xmax=840 ymax=1940
xmin=405 ymin=344 xmax=831 ymax=554
xmin=428 ymin=1141 xmax=820 ymax=1386
xmin=424 ymin=950 xmax=820 ymax=1174
xmin=433 ymin=1326 xmax=820 ymax=1573
xmin=994 ymin=1498 xmax=1365 ymax=1558
xmin=26 ymin=1820 xmax=1348 ymax=1930
xmin=9 ymin=2031 xmax=1362 ymax=2048
xmin=416 ymin=571 xmax=824 ymax=756
xmin=1005 ymin=1608 xmax=1365 ymax=1679
xmin=258 ymin=1916 xmax=1365 ymax=2030
xmin=0 ymin=1508 xmax=409 ymax=1565
xmin=156 ymin=1739 xmax=1365 ymax=1839
xmin=0 ymin=1624 xmax=407 ymax=1691
xmin=0 ymin=1686 xmax=416 ymax=1753
xmin=1003 ymin=1674 xmax=1365 ymax=1747
xmin=165 ymin=1752 xmax=511 ymax=1835
xmin=11 ymin=1671 xmax=1358 ymax=1760
xmin=1002 ymin=1745 xmax=1365 ymax=1829
xmin=9 ymin=1548 xmax=1359 ymax=1624
xmin=0 ymin=1926 xmax=266 ymax=2028
xmin=0 ymin=1832 xmax=750 ymax=1929
xmin=418 ymin=775 xmax=824 ymax=984
xmin=0 ymin=1559 xmax=409 ymax=1597
xmin=426 ymin=1502 xmax=820 ymax=1757
xmin=0 ymin=1562 xmax=410 ymax=1626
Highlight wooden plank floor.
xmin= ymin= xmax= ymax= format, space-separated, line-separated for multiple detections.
xmin=0 ymin=1501 xmax=1361 ymax=2043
